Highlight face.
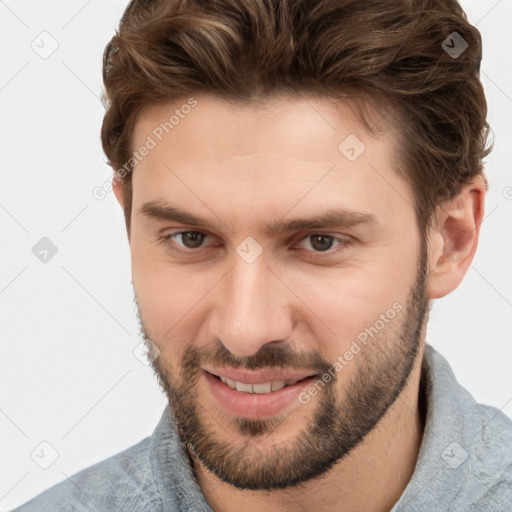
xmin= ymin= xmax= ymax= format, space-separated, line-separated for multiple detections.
xmin=125 ymin=94 xmax=430 ymax=490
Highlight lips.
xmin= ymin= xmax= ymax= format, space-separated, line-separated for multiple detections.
xmin=203 ymin=369 xmax=318 ymax=419
xmin=202 ymin=366 xmax=317 ymax=385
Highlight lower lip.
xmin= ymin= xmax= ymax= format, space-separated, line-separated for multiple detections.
xmin=203 ymin=370 xmax=316 ymax=419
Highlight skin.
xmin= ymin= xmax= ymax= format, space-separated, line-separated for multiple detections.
xmin=113 ymin=94 xmax=485 ymax=512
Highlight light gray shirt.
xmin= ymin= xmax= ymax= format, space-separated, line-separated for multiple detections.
xmin=12 ymin=344 xmax=512 ymax=511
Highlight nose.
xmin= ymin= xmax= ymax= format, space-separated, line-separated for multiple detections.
xmin=211 ymin=254 xmax=293 ymax=357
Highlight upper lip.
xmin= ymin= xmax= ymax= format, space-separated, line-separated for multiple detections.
xmin=203 ymin=366 xmax=317 ymax=385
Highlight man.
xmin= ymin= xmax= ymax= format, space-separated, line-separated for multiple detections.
xmin=13 ymin=0 xmax=512 ymax=511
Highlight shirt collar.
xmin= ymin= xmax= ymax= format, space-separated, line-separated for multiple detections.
xmin=391 ymin=343 xmax=505 ymax=510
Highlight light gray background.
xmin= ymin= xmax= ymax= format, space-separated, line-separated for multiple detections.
xmin=1 ymin=0 xmax=511 ymax=509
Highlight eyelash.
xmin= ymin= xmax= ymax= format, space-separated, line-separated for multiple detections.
xmin=159 ymin=230 xmax=351 ymax=257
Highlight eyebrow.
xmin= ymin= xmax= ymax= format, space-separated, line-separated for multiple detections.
xmin=140 ymin=200 xmax=378 ymax=235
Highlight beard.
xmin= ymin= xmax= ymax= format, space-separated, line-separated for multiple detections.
xmin=137 ymin=244 xmax=430 ymax=491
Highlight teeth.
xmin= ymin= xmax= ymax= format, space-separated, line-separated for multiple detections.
xmin=252 ymin=382 xmax=272 ymax=394
xmin=222 ymin=377 xmax=237 ymax=389
xmin=235 ymin=381 xmax=253 ymax=393
xmin=271 ymin=380 xmax=286 ymax=391
xmin=219 ymin=376 xmax=303 ymax=394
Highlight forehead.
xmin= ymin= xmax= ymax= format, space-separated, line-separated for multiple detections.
xmin=133 ymin=93 xmax=396 ymax=164
xmin=129 ymin=94 xmax=413 ymax=233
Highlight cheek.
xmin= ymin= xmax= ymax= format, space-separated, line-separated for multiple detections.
xmin=286 ymin=249 xmax=415 ymax=353
xmin=302 ymin=275 xmax=405 ymax=349
xmin=132 ymin=253 xmax=218 ymax=344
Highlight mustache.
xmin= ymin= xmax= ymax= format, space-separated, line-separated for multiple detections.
xmin=179 ymin=339 xmax=333 ymax=375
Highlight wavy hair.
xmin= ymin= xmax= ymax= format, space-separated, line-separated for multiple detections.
xmin=101 ymin=0 xmax=492 ymax=241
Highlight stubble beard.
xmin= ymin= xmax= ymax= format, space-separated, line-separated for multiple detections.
xmin=141 ymin=246 xmax=430 ymax=490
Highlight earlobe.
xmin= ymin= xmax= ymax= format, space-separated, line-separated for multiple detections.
xmin=426 ymin=175 xmax=486 ymax=299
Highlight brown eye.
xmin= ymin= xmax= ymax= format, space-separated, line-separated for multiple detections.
xmin=309 ymin=235 xmax=335 ymax=251
xmin=163 ymin=231 xmax=209 ymax=250
xmin=297 ymin=234 xmax=350 ymax=254
xmin=178 ymin=231 xmax=206 ymax=249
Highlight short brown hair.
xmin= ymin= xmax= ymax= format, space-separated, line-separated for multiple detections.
xmin=101 ymin=0 xmax=492 ymax=242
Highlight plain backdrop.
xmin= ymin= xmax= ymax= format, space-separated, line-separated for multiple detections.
xmin=1 ymin=0 xmax=511 ymax=509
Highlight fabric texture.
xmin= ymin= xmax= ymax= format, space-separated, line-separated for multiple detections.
xmin=11 ymin=344 xmax=512 ymax=511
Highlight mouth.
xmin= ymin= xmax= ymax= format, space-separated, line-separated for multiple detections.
xmin=209 ymin=372 xmax=314 ymax=394
xmin=203 ymin=370 xmax=319 ymax=419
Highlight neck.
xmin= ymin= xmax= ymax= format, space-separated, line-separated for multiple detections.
xmin=192 ymin=350 xmax=427 ymax=512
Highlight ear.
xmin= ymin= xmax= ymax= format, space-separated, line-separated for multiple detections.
xmin=113 ymin=171 xmax=124 ymax=209
xmin=112 ymin=171 xmax=133 ymax=239
xmin=426 ymin=175 xmax=486 ymax=299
